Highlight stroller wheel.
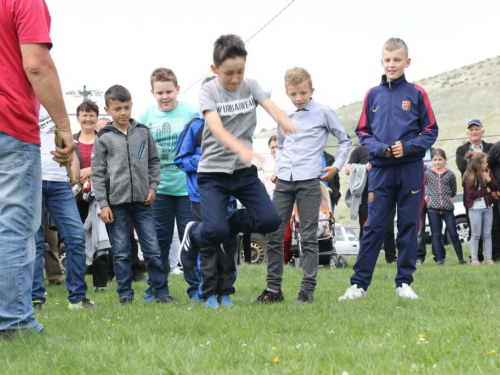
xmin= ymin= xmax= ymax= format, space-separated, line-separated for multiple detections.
xmin=337 ymin=255 xmax=347 ymax=269
xmin=330 ymin=255 xmax=338 ymax=269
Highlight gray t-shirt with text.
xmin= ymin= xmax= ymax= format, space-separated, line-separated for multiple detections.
xmin=198 ymin=78 xmax=270 ymax=173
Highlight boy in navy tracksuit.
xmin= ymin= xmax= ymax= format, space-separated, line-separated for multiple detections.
xmin=339 ymin=38 xmax=438 ymax=301
xmin=174 ymin=106 xmax=238 ymax=305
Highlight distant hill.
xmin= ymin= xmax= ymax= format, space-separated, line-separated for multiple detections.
xmin=256 ymin=56 xmax=500 ymax=223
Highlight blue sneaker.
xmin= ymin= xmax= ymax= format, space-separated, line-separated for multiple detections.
xmin=204 ymin=295 xmax=219 ymax=308
xmin=218 ymin=295 xmax=234 ymax=307
xmin=143 ymin=294 xmax=156 ymax=303
xmin=179 ymin=221 xmax=199 ymax=270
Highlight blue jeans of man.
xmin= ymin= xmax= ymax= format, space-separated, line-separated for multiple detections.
xmin=350 ymin=160 xmax=424 ymax=290
xmin=32 ymin=181 xmax=88 ymax=304
xmin=0 ymin=131 xmax=42 ymax=332
xmin=428 ymin=211 xmax=464 ymax=262
xmin=144 ymin=194 xmax=193 ymax=300
xmin=108 ymin=203 xmax=168 ymax=301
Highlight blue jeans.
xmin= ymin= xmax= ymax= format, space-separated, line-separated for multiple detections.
xmin=32 ymin=181 xmax=88 ymax=304
xmin=145 ymin=194 xmax=192 ymax=299
xmin=108 ymin=203 xmax=168 ymax=301
xmin=428 ymin=211 xmax=464 ymax=262
xmin=469 ymin=207 xmax=493 ymax=261
xmin=0 ymin=131 xmax=42 ymax=332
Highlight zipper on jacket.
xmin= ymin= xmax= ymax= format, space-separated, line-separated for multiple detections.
xmin=389 ymin=81 xmax=393 ymax=145
xmin=125 ymin=133 xmax=134 ymax=201
xmin=438 ymin=174 xmax=443 ymax=214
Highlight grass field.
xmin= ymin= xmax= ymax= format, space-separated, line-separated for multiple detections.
xmin=2 ymin=244 xmax=500 ymax=374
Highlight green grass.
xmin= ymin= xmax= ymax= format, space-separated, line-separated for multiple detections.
xmin=2 ymin=244 xmax=500 ymax=374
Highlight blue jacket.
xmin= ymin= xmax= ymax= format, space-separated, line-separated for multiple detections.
xmin=174 ymin=113 xmax=236 ymax=204
xmin=174 ymin=113 xmax=204 ymax=202
xmin=355 ymin=74 xmax=438 ymax=167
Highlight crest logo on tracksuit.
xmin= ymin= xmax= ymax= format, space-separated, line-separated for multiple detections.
xmin=402 ymin=101 xmax=411 ymax=111
xmin=368 ymin=192 xmax=374 ymax=203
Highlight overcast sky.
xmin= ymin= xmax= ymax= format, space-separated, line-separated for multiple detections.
xmin=45 ymin=0 xmax=500 ymax=133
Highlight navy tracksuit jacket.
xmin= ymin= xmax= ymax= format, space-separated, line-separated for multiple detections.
xmin=351 ymin=74 xmax=438 ymax=290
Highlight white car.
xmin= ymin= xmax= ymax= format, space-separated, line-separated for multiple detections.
xmin=334 ymin=225 xmax=360 ymax=255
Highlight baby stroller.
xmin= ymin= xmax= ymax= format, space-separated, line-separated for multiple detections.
xmin=291 ymin=182 xmax=347 ymax=269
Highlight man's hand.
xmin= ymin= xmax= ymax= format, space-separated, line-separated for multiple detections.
xmin=391 ymin=141 xmax=404 ymax=158
xmin=144 ymin=189 xmax=157 ymax=206
xmin=320 ymin=166 xmax=338 ymax=182
xmin=101 ymin=207 xmax=114 ymax=224
xmin=366 ymin=163 xmax=372 ymax=172
xmin=51 ymin=129 xmax=75 ymax=166
xmin=271 ymin=170 xmax=278 ymax=183
xmin=385 ymin=147 xmax=392 ymax=158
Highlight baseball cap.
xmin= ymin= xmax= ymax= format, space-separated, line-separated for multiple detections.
xmin=467 ymin=119 xmax=483 ymax=129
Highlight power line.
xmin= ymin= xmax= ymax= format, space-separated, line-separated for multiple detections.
xmin=180 ymin=0 xmax=297 ymax=96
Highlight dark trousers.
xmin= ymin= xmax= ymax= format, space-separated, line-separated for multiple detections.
xmin=428 ymin=211 xmax=464 ymax=262
xmin=351 ymin=161 xmax=423 ymax=290
xmin=359 ymin=201 xmax=397 ymax=263
xmin=190 ymin=166 xmax=281 ymax=247
xmin=193 ymin=202 xmax=237 ymax=299
xmin=266 ymin=178 xmax=322 ymax=293
xmin=77 ymin=199 xmax=108 ymax=288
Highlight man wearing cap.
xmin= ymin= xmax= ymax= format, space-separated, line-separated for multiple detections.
xmin=456 ymin=119 xmax=495 ymax=261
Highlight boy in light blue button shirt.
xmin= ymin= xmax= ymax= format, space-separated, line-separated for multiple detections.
xmin=251 ymin=67 xmax=351 ymax=304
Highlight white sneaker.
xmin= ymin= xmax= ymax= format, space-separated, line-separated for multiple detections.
xmin=396 ymin=283 xmax=419 ymax=299
xmin=338 ymin=284 xmax=366 ymax=301
xmin=170 ymin=267 xmax=183 ymax=275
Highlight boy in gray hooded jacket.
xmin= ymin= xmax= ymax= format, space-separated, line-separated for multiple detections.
xmin=92 ymin=85 xmax=172 ymax=306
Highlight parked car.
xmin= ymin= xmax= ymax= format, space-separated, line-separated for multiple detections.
xmin=238 ymin=224 xmax=361 ymax=265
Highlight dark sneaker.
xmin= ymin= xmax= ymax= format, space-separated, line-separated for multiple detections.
xmin=68 ymin=298 xmax=96 ymax=310
xmin=293 ymin=291 xmax=314 ymax=304
xmin=459 ymin=260 xmax=468 ymax=265
xmin=32 ymin=300 xmax=44 ymax=311
xmin=436 ymin=260 xmax=446 ymax=266
xmin=250 ymin=289 xmax=284 ymax=304
xmin=119 ymin=298 xmax=133 ymax=306
xmin=132 ymin=272 xmax=145 ymax=282
xmin=157 ymin=295 xmax=178 ymax=304
xmin=95 ymin=287 xmax=108 ymax=293
xmin=416 ymin=259 xmax=424 ymax=265
xmin=178 ymin=221 xmax=199 ymax=270
xmin=218 ymin=295 xmax=235 ymax=307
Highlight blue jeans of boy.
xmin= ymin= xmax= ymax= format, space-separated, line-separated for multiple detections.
xmin=428 ymin=211 xmax=464 ymax=262
xmin=108 ymin=203 xmax=169 ymax=301
xmin=32 ymin=181 xmax=88 ymax=304
xmin=0 ymin=131 xmax=43 ymax=332
xmin=144 ymin=194 xmax=193 ymax=300
xmin=469 ymin=207 xmax=493 ymax=261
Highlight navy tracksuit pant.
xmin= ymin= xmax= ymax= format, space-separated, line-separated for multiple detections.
xmin=350 ymin=160 xmax=424 ymax=290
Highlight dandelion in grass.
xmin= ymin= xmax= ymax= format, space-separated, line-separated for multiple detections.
xmin=487 ymin=350 xmax=496 ymax=355
xmin=273 ymin=357 xmax=279 ymax=364
xmin=272 ymin=347 xmax=276 ymax=351
xmin=396 ymin=306 xmax=400 ymax=309
xmin=418 ymin=334 xmax=424 ymax=338
xmin=447 ymin=340 xmax=450 ymax=344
